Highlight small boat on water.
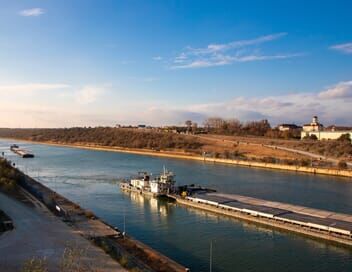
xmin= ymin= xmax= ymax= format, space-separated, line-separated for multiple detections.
xmin=10 ymin=144 xmax=19 ymax=150
xmin=120 ymin=167 xmax=176 ymax=197
xmin=10 ymin=145 xmax=35 ymax=158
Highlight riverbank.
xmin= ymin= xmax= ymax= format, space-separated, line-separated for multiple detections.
xmin=2 ymin=137 xmax=352 ymax=178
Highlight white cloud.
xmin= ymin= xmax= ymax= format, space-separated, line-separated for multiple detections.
xmin=187 ymin=33 xmax=287 ymax=55
xmin=0 ymin=103 xmax=115 ymax=128
xmin=2 ymin=80 xmax=351 ymax=128
xmin=171 ymin=33 xmax=303 ymax=69
xmin=19 ymin=8 xmax=45 ymax=17
xmin=172 ymin=53 xmax=302 ymax=69
xmin=153 ymin=56 xmax=163 ymax=61
xmin=183 ymin=82 xmax=352 ymax=125
xmin=318 ymin=81 xmax=352 ymax=99
xmin=0 ymin=83 xmax=69 ymax=93
xmin=75 ymin=86 xmax=105 ymax=104
xmin=330 ymin=42 xmax=352 ymax=54
xmin=112 ymin=80 xmax=352 ymax=126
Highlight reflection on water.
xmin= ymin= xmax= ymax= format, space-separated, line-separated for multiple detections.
xmin=123 ymin=190 xmax=171 ymax=217
xmin=1 ymin=139 xmax=352 ymax=272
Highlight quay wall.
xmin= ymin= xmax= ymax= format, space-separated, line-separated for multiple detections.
xmin=174 ymin=197 xmax=352 ymax=248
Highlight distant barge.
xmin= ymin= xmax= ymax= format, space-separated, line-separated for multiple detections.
xmin=169 ymin=192 xmax=352 ymax=247
xmin=10 ymin=144 xmax=34 ymax=158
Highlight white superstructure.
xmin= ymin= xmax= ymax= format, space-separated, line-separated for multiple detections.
xmin=120 ymin=167 xmax=176 ymax=196
xmin=150 ymin=168 xmax=176 ymax=194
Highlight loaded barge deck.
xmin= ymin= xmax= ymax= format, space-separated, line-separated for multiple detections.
xmin=169 ymin=192 xmax=352 ymax=247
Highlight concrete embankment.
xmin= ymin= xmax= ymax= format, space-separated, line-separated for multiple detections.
xmin=2 ymin=138 xmax=352 ymax=178
xmin=0 ymin=191 xmax=126 ymax=272
xmin=10 ymin=162 xmax=188 ymax=272
xmin=172 ymin=196 xmax=352 ymax=248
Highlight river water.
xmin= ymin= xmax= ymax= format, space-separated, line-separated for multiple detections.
xmin=1 ymin=139 xmax=352 ymax=272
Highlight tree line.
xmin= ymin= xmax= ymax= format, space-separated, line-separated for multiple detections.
xmin=202 ymin=117 xmax=272 ymax=136
xmin=0 ymin=128 xmax=204 ymax=152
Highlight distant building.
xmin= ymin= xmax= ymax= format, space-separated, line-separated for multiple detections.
xmin=137 ymin=124 xmax=146 ymax=129
xmin=301 ymin=116 xmax=352 ymax=142
xmin=302 ymin=116 xmax=323 ymax=132
xmin=278 ymin=124 xmax=302 ymax=132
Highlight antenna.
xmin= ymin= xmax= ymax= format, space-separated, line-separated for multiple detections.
xmin=123 ymin=206 xmax=126 ymax=237
xmin=210 ymin=240 xmax=214 ymax=272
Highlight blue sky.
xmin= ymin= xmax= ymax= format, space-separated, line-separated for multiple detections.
xmin=0 ymin=0 xmax=352 ymax=127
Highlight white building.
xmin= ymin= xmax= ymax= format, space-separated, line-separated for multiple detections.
xmin=301 ymin=116 xmax=352 ymax=142
xmin=277 ymin=124 xmax=301 ymax=132
xmin=302 ymin=116 xmax=323 ymax=132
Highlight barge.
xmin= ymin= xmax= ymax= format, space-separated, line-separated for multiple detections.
xmin=120 ymin=168 xmax=176 ymax=197
xmin=169 ymin=192 xmax=352 ymax=247
xmin=121 ymin=168 xmax=352 ymax=247
xmin=10 ymin=144 xmax=34 ymax=158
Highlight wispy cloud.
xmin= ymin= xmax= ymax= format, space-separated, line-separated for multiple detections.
xmin=0 ymin=83 xmax=69 ymax=93
xmin=186 ymin=32 xmax=287 ymax=55
xmin=75 ymin=86 xmax=106 ymax=104
xmin=318 ymin=81 xmax=352 ymax=99
xmin=171 ymin=33 xmax=303 ymax=69
xmin=19 ymin=8 xmax=45 ymax=17
xmin=153 ymin=56 xmax=163 ymax=61
xmin=330 ymin=42 xmax=352 ymax=54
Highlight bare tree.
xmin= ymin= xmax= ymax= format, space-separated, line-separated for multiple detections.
xmin=191 ymin=122 xmax=198 ymax=133
xmin=185 ymin=120 xmax=192 ymax=133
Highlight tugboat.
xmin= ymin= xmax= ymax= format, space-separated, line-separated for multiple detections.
xmin=120 ymin=167 xmax=176 ymax=197
xmin=10 ymin=144 xmax=19 ymax=150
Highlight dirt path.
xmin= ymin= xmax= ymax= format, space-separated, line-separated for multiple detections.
xmin=0 ymin=191 xmax=126 ymax=272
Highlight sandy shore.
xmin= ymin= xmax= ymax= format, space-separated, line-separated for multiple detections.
xmin=2 ymin=137 xmax=352 ymax=178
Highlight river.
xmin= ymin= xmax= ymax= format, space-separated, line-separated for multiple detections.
xmin=1 ymin=139 xmax=352 ymax=272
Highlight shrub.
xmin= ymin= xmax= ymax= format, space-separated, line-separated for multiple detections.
xmin=338 ymin=133 xmax=351 ymax=142
xmin=21 ymin=257 xmax=48 ymax=272
xmin=300 ymin=159 xmax=311 ymax=167
xmin=119 ymin=255 xmax=129 ymax=267
xmin=0 ymin=159 xmax=19 ymax=192
xmin=262 ymin=157 xmax=276 ymax=164
xmin=338 ymin=161 xmax=348 ymax=169
xmin=84 ymin=210 xmax=95 ymax=219
xmin=303 ymin=134 xmax=318 ymax=140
